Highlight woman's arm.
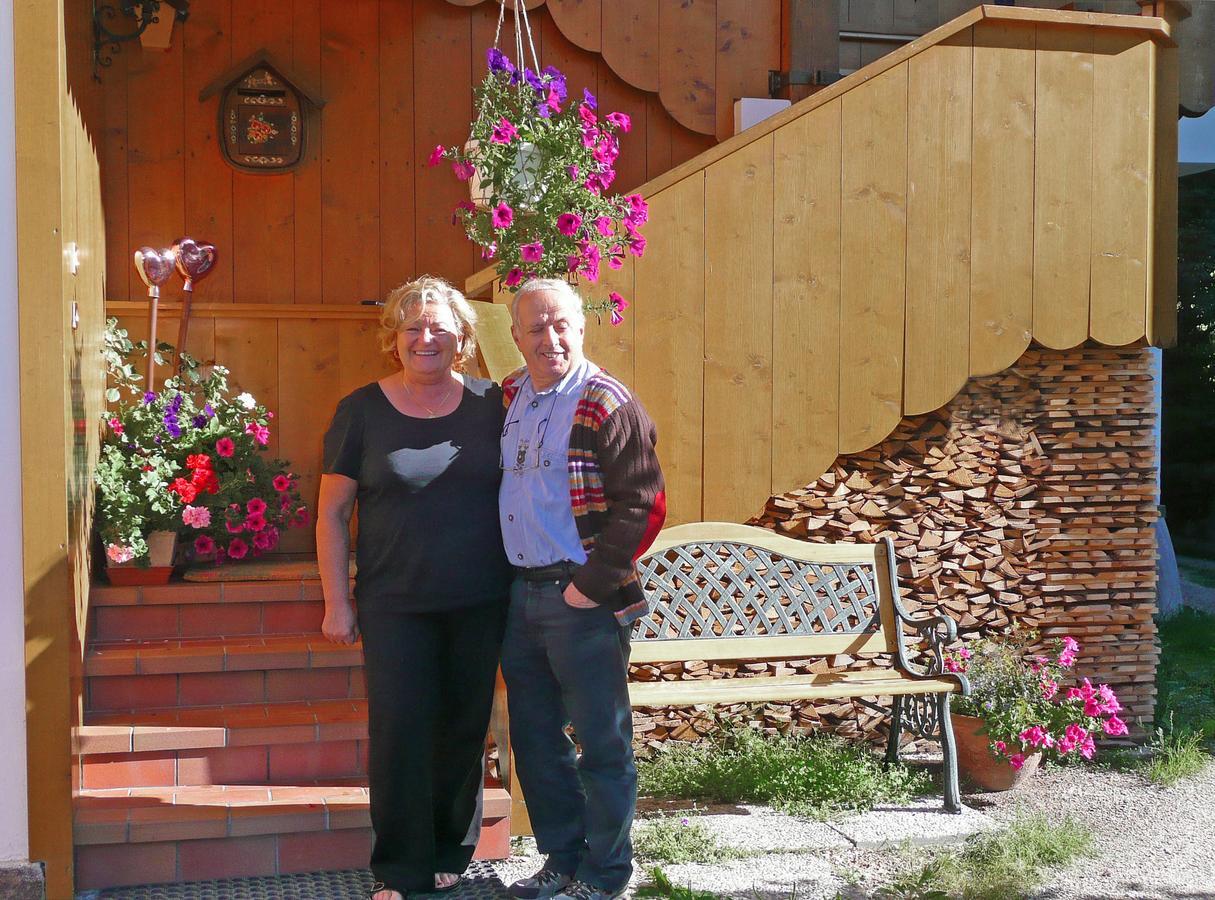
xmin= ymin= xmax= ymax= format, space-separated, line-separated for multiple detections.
xmin=317 ymin=473 xmax=360 ymax=644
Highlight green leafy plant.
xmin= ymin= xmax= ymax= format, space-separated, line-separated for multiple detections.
xmin=633 ymin=814 xmax=738 ymax=865
xmin=638 ymin=725 xmax=931 ymax=819
xmin=1142 ymin=716 xmax=1208 ymax=786
xmin=948 ymin=630 xmax=1128 ymax=770
xmin=431 ymin=45 xmax=647 ymax=322
xmin=634 ymin=867 xmax=727 ymax=900
xmin=98 ymin=319 xmax=308 ymax=566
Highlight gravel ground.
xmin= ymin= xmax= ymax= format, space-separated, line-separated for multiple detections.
xmin=489 ymin=759 xmax=1215 ymax=898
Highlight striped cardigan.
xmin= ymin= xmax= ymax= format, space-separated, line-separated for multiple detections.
xmin=503 ymin=366 xmax=667 ymax=621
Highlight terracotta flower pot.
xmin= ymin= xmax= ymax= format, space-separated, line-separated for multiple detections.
xmin=953 ymin=713 xmax=1042 ymax=791
xmin=106 ymin=530 xmax=177 ymax=586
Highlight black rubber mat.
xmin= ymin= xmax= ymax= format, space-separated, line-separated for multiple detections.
xmin=83 ymin=862 xmax=509 ymax=900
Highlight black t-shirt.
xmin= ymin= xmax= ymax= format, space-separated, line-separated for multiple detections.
xmin=322 ymin=377 xmax=512 ymax=612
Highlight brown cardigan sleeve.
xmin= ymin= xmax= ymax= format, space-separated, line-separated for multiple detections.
xmin=571 ymin=397 xmax=667 ymax=605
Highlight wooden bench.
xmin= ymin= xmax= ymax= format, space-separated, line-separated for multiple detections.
xmin=629 ymin=522 xmax=970 ymax=812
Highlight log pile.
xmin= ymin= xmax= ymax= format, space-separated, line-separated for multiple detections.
xmin=630 ymin=346 xmax=1159 ymax=750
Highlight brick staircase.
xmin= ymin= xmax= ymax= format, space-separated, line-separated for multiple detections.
xmin=75 ymin=578 xmax=510 ymax=891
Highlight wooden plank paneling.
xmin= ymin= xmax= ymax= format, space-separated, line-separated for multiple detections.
xmin=215 ymin=319 xmax=281 ymax=455
xmin=597 ymin=66 xmax=649 ymax=193
xmin=772 ymin=102 xmax=841 ymax=494
xmin=582 ymin=256 xmax=635 ymax=387
xmin=183 ymin=0 xmax=234 ymax=304
xmin=232 ymin=1 xmax=295 ymax=305
xmin=412 ymin=0 xmax=474 ymax=282
xmin=601 ymin=0 xmax=658 ymax=93
xmin=546 ymin=0 xmax=601 ymax=52
xmin=904 ymin=36 xmax=971 ymax=415
xmin=645 ymin=95 xmax=673 ymax=177
xmin=703 ymin=135 xmax=773 ymax=521
xmin=659 ymin=0 xmax=717 ymax=135
xmin=540 ymin=6 xmax=599 ymax=111
xmin=292 ymin=0 xmax=324 ymax=305
xmin=125 ymin=25 xmax=186 ymax=280
xmin=1033 ymin=25 xmax=1094 ymax=349
xmin=102 ymin=44 xmax=130 ymax=303
xmin=380 ymin=0 xmax=417 ymax=297
xmin=970 ymin=20 xmax=1035 ymax=377
xmin=1147 ymin=38 xmax=1178 ymax=348
xmin=634 ymin=176 xmax=705 ymax=525
xmin=715 ymin=0 xmax=780 ymax=140
xmin=1090 ymin=31 xmax=1151 ymax=346
xmin=838 ymin=67 xmax=907 ymax=454
xmin=323 ymin=0 xmax=381 ymax=303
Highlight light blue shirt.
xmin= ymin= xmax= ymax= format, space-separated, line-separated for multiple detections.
xmin=499 ymin=359 xmax=599 ymax=567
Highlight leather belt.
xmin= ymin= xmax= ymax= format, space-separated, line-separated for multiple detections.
xmin=515 ymin=561 xmax=579 ymax=582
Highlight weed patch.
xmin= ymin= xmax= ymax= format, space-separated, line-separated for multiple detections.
xmin=877 ymin=814 xmax=1093 ymax=899
xmin=637 ymin=726 xmax=931 ymax=818
xmin=634 ymin=867 xmax=727 ymax=900
xmin=1156 ymin=608 xmax=1215 ymax=742
xmin=633 ymin=815 xmax=739 ymax=865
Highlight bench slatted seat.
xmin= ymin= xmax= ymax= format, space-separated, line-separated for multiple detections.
xmin=631 ymin=523 xmax=970 ymax=812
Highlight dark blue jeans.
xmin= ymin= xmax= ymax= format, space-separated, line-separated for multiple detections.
xmin=500 ymin=575 xmax=636 ymax=893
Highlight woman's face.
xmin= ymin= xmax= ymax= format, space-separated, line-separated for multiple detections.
xmin=397 ymin=302 xmax=460 ymax=380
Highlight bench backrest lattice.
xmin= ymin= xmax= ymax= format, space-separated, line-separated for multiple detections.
xmin=632 ymin=522 xmax=902 ymax=665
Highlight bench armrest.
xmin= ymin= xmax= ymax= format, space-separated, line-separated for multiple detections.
xmin=881 ymin=539 xmax=970 ymax=695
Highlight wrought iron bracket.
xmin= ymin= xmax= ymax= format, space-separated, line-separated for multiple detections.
xmin=767 ymin=69 xmax=843 ymax=98
xmin=92 ymin=0 xmax=190 ymax=80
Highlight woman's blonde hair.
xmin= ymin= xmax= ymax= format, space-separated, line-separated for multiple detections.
xmin=379 ymin=275 xmax=478 ymax=372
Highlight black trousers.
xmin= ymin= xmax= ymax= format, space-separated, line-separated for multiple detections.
xmin=358 ymin=602 xmax=505 ymax=891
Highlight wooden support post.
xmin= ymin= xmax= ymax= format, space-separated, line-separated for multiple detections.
xmin=779 ymin=0 xmax=840 ymax=103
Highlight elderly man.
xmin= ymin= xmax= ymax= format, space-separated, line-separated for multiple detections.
xmin=499 ymin=278 xmax=666 ymax=900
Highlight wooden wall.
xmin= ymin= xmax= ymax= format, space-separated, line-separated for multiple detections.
xmin=498 ymin=7 xmax=1177 ymax=528
xmin=102 ymin=0 xmax=716 ymax=552
xmin=18 ymin=0 xmax=108 ymax=893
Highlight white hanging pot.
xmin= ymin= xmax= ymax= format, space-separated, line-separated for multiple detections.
xmin=466 ymin=138 xmax=544 ymax=210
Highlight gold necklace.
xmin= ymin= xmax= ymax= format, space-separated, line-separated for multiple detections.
xmin=402 ymin=375 xmax=457 ymax=418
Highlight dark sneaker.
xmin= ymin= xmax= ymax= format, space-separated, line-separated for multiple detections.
xmin=552 ymin=880 xmax=626 ymax=900
xmin=509 ymin=867 xmax=574 ymax=899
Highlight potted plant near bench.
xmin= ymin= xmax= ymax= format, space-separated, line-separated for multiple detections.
xmin=945 ymin=630 xmax=1129 ymax=790
xmin=97 ymin=320 xmax=309 ymax=584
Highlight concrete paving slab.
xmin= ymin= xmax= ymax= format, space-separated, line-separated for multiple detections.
xmin=828 ymin=798 xmax=999 ymax=849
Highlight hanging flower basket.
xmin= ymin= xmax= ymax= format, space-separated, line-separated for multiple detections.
xmin=430 ymin=0 xmax=646 ymax=325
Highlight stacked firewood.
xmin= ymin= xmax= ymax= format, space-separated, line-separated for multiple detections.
xmin=629 ymin=347 xmax=1158 ymax=749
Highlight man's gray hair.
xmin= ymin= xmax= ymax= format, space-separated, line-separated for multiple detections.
xmin=511 ymin=277 xmax=586 ymax=326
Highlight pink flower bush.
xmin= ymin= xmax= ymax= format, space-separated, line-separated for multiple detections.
xmin=948 ymin=631 xmax=1128 ymax=771
xmin=181 ymin=505 xmax=211 ymax=529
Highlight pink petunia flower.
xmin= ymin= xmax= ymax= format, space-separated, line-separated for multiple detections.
xmin=1078 ymin=734 xmax=1096 ymax=760
xmin=556 ymin=213 xmax=582 ymax=237
xmin=225 ymin=518 xmax=245 ymax=534
xmin=491 ymin=203 xmax=514 ymax=230
xmin=626 ymin=193 xmax=649 ymax=225
xmin=1103 ymin=715 xmax=1128 ymax=737
xmin=567 ymin=165 xmax=580 ymax=181
xmin=427 ymin=144 xmax=445 ymax=167
xmin=226 ymin=538 xmax=249 ymax=560
xmin=594 ymin=216 xmax=613 ymax=238
xmin=1009 ymin=753 xmax=1026 ymax=771
xmin=273 ymin=474 xmax=292 ymax=492
xmin=293 ymin=507 xmax=311 ymax=528
xmin=108 ymin=417 xmax=124 ymax=435
xmin=1040 ymin=679 xmax=1059 ymax=700
xmin=578 ymin=103 xmax=597 ymax=127
xmin=504 ymin=267 xmax=523 ymax=288
xmin=605 ymin=111 xmax=631 ymax=132
xmin=247 ymin=497 xmax=267 ymax=516
xmin=193 ymin=535 xmax=216 ymax=555
xmin=628 ymin=235 xmax=647 ymax=258
xmin=245 ymin=422 xmax=270 ymax=445
xmin=452 ymin=160 xmax=476 ymax=181
xmin=993 ymin=740 xmax=1008 ymax=754
xmin=216 ymin=437 xmax=235 ymax=458
xmin=520 ymin=242 xmax=544 ymax=263
xmin=608 ymin=292 xmax=628 ymax=327
xmin=245 ymin=513 xmax=266 ymax=532
xmin=490 ymin=118 xmax=518 ymax=144
xmin=252 ymin=529 xmax=274 ymax=551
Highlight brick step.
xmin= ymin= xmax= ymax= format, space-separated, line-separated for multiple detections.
xmin=85 ymin=635 xmax=366 ymax=712
xmin=79 ymin=699 xmax=371 ymax=789
xmin=90 ymin=578 xmax=326 ymax=641
xmin=74 ymin=785 xmax=511 ymax=890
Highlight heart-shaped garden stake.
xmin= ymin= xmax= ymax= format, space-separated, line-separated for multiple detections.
xmin=134 ymin=246 xmax=177 ymax=386
xmin=171 ymin=238 xmax=218 ymax=372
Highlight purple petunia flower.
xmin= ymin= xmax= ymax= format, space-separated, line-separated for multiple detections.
xmin=192 ymin=414 xmax=208 ymax=429
xmin=524 ymin=69 xmax=545 ymax=95
xmin=168 ymin=393 xmax=184 ymax=413
xmin=487 ymin=47 xmax=513 ymax=75
xmin=204 ymin=404 xmax=214 ymax=418
xmin=542 ymin=66 xmax=567 ymax=101
xmin=583 ymin=88 xmax=597 ymax=109
xmin=143 ymin=391 xmax=156 ymax=405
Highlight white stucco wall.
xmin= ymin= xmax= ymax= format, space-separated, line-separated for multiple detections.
xmin=0 ymin=0 xmax=32 ymax=865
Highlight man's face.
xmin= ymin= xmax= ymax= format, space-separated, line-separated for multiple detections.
xmin=511 ymin=289 xmax=586 ymax=390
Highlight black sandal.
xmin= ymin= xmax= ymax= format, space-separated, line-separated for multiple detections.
xmin=433 ymin=874 xmax=464 ymax=894
xmin=369 ymin=882 xmax=406 ymax=900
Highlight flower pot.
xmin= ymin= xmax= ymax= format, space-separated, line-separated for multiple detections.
xmin=953 ymin=713 xmax=1042 ymax=791
xmin=106 ymin=531 xmax=177 ymax=586
xmin=466 ymin=139 xmax=543 ymax=209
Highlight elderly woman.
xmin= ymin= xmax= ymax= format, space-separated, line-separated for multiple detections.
xmin=317 ymin=276 xmax=511 ymax=900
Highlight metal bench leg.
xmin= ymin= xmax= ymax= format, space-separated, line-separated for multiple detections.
xmin=937 ymin=693 xmax=962 ymax=814
xmin=885 ymin=695 xmax=903 ymax=765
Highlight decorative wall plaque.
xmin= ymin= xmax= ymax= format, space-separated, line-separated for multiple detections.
xmin=199 ymin=52 xmax=324 ymax=174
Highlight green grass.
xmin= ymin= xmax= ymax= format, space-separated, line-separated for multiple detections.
xmin=637 ymin=725 xmax=932 ymax=819
xmin=1141 ymin=719 xmax=1209 ymax=786
xmin=1177 ymin=559 xmax=1215 ymax=589
xmin=878 ymin=814 xmax=1094 ymax=900
xmin=1155 ymin=608 xmax=1215 ymax=742
xmin=633 ymin=815 xmax=740 ymax=865
xmin=634 ymin=867 xmax=728 ymax=900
